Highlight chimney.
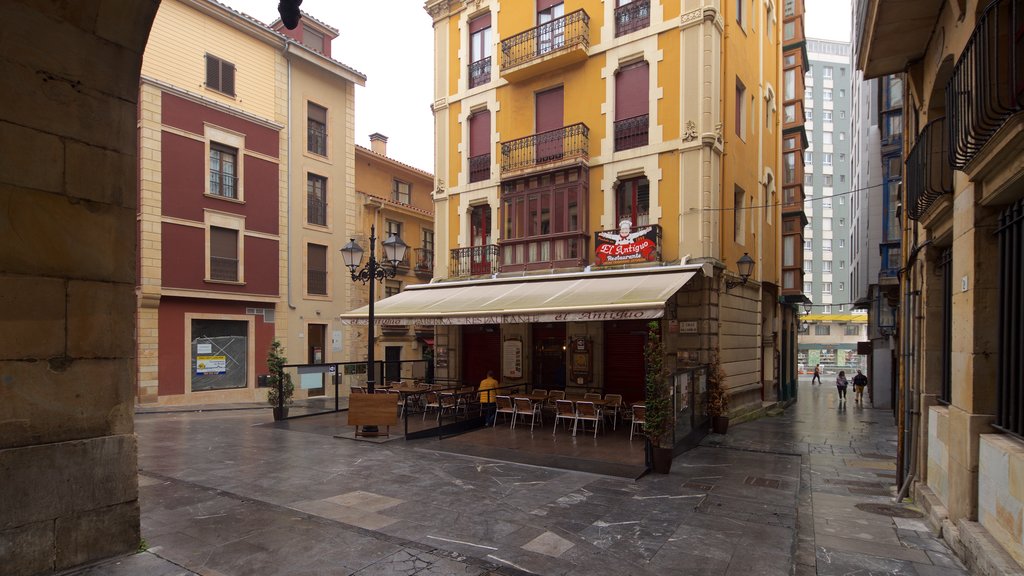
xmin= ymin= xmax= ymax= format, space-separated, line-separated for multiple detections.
xmin=369 ymin=133 xmax=388 ymax=156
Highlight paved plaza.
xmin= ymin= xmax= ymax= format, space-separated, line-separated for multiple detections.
xmin=70 ymin=378 xmax=969 ymax=575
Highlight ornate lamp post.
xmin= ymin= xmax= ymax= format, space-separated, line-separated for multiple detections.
xmin=725 ymin=252 xmax=756 ymax=290
xmin=340 ymin=225 xmax=408 ymax=403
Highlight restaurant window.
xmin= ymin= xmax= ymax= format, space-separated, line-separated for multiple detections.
xmin=307 ymin=102 xmax=327 ymax=156
xmin=616 ymin=177 xmax=650 ymax=226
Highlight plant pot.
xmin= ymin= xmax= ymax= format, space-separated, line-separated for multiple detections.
xmin=651 ymin=446 xmax=674 ymax=474
xmin=272 ymin=406 xmax=289 ymax=421
xmin=711 ymin=415 xmax=729 ymax=434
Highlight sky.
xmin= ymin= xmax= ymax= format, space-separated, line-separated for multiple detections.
xmin=226 ymin=0 xmax=851 ymax=175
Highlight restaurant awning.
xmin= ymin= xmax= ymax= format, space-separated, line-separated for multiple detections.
xmin=339 ymin=264 xmax=705 ymax=326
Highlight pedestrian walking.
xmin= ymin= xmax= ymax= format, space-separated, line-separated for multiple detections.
xmin=478 ymin=370 xmax=499 ymax=426
xmin=835 ymin=370 xmax=849 ymax=402
xmin=852 ymin=369 xmax=868 ymax=404
xmin=812 ymin=364 xmax=822 ymax=385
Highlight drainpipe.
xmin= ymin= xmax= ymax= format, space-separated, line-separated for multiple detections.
xmin=285 ymin=42 xmax=295 ymax=310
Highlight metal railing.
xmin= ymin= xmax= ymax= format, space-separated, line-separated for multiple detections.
xmin=209 ymin=171 xmax=237 ymax=199
xmin=468 ymin=56 xmax=491 ymax=88
xmin=905 ymin=117 xmax=952 ymax=220
xmin=307 ymin=196 xmax=327 ymax=226
xmin=996 ymin=200 xmax=1024 ymax=438
xmin=307 ymin=269 xmax=327 ymax=295
xmin=469 ymin=153 xmax=490 ymax=183
xmin=947 ymin=0 xmax=1024 ymax=169
xmin=450 ymin=244 xmax=499 ymax=277
xmin=414 ymin=247 xmax=434 ymax=275
xmin=613 ymin=114 xmax=649 ymax=151
xmin=500 ymin=9 xmax=590 ymax=70
xmin=307 ymin=123 xmax=327 ymax=156
xmin=615 ymin=0 xmax=650 ymax=37
xmin=500 ymin=123 xmax=589 ymax=174
xmin=210 ymin=256 xmax=238 ymax=281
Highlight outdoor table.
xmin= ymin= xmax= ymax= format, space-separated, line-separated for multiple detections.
xmin=563 ymin=396 xmax=609 ymax=407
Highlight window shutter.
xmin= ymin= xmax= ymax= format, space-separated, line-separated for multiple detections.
xmin=537 ymin=0 xmax=563 ymax=11
xmin=222 ymin=61 xmax=236 ymax=96
xmin=309 ymin=244 xmax=327 ymax=272
xmin=308 ymin=103 xmax=327 ymax=124
xmin=469 ymin=111 xmax=490 ymax=157
xmin=206 ymin=54 xmax=220 ymax=89
xmin=615 ymin=61 xmax=649 ymax=121
xmin=469 ymin=12 xmax=491 ymax=33
xmin=210 ymin=227 xmax=237 ymax=260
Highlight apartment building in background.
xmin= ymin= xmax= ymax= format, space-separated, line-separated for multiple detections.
xmin=136 ymin=0 xmax=366 ymax=405
xmin=798 ymin=38 xmax=866 ymax=377
xmin=345 ymin=0 xmax=807 ymax=446
xmin=857 ymin=0 xmax=1024 ymax=571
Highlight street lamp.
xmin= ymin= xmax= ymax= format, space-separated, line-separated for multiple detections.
xmin=803 ymin=300 xmax=813 ymax=316
xmin=725 ymin=252 xmax=756 ymax=290
xmin=340 ymin=224 xmax=408 ymax=403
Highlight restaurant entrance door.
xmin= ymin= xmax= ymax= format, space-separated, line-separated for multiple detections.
xmin=461 ymin=324 xmax=500 ymax=387
xmin=532 ymin=322 xmax=566 ymax=391
xmin=603 ymin=319 xmax=648 ymax=404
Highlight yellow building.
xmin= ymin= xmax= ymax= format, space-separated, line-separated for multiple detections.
xmin=136 ymin=0 xmax=365 ymax=405
xmin=857 ymin=0 xmax=1024 ymax=571
xmin=347 ymin=0 xmax=805 ymax=438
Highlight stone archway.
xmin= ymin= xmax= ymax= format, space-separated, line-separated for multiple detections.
xmin=1 ymin=2 xmax=159 ymax=574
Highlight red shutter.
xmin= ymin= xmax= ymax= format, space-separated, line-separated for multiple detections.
xmin=469 ymin=12 xmax=491 ymax=33
xmin=537 ymin=0 xmax=563 ymax=11
xmin=469 ymin=110 xmax=490 ymax=157
xmin=535 ymin=87 xmax=564 ymax=133
xmin=615 ymin=62 xmax=649 ymax=121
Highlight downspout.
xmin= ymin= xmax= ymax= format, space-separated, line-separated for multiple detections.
xmin=757 ymin=0 xmax=765 ymax=402
xmin=285 ymin=42 xmax=295 ymax=310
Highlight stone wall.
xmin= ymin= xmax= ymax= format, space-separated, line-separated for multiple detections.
xmin=978 ymin=434 xmax=1024 ymax=567
xmin=928 ymin=405 xmax=951 ymax=507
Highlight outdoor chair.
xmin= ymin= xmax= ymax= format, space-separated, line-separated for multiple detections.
xmin=545 ymin=390 xmax=565 ymax=414
xmin=494 ymin=395 xmax=517 ymax=427
xmin=552 ymin=399 xmax=577 ymax=435
xmin=512 ymin=397 xmax=543 ymax=430
xmin=422 ymin=391 xmax=441 ymax=421
xmin=574 ymin=401 xmax=602 ymax=437
xmin=531 ymin=388 xmax=548 ymax=397
xmin=583 ymin=392 xmax=602 ymax=400
xmin=439 ymin=392 xmax=466 ymax=421
xmin=387 ymin=389 xmax=404 ymax=418
xmin=603 ymin=394 xmax=624 ymax=430
xmin=630 ymin=404 xmax=647 ymax=440
xmin=350 ymin=386 xmax=366 ymax=394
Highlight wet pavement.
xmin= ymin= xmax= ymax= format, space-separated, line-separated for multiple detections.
xmin=68 ymin=377 xmax=969 ymax=575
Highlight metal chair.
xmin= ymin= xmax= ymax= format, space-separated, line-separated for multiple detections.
xmin=574 ymin=401 xmax=602 ymax=437
xmin=512 ymin=397 xmax=543 ymax=430
xmin=494 ymin=395 xmax=517 ymax=427
xmin=439 ymin=392 xmax=466 ymax=420
xmin=630 ymin=404 xmax=647 ymax=440
xmin=603 ymin=394 xmax=624 ymax=430
xmin=553 ymin=399 xmax=577 ymax=435
xmin=350 ymin=386 xmax=366 ymax=394
xmin=422 ymin=391 xmax=441 ymax=421
xmin=583 ymin=392 xmax=602 ymax=400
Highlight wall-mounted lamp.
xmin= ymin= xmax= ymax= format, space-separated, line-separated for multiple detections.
xmin=725 ymin=253 xmax=755 ymax=290
xmin=803 ymin=300 xmax=813 ymax=315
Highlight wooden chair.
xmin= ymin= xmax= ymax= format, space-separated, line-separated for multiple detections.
xmin=630 ymin=404 xmax=647 ymax=440
xmin=512 ymin=397 xmax=543 ymax=430
xmin=603 ymin=394 xmax=624 ymax=430
xmin=552 ymin=399 xmax=577 ymax=435
xmin=574 ymin=401 xmax=602 ymax=437
xmin=494 ymin=395 xmax=517 ymax=427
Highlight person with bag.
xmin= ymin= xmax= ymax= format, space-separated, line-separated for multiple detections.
xmin=835 ymin=370 xmax=849 ymax=403
xmin=852 ymin=369 xmax=868 ymax=404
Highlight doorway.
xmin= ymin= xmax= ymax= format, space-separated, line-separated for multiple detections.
xmin=385 ymin=346 xmax=402 ymax=383
xmin=307 ymin=324 xmax=326 ymax=396
xmin=462 ymin=325 xmax=501 ymax=387
xmin=532 ymin=323 xmax=566 ymax=390
xmin=603 ymin=319 xmax=648 ymax=404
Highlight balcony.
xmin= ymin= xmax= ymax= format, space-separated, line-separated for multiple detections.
xmin=500 ymin=233 xmax=589 ymax=272
xmin=855 ymin=0 xmax=944 ymax=78
xmin=947 ymin=0 xmax=1024 ymax=170
xmin=450 ymin=244 xmax=499 ymax=278
xmin=469 ymin=153 xmax=490 ymax=183
xmin=613 ymin=114 xmax=649 ymax=152
xmin=500 ymin=9 xmax=589 ymax=83
xmin=500 ymin=123 xmax=589 ymax=177
xmin=905 ymin=117 xmax=952 ymax=221
xmin=878 ymin=243 xmax=901 ymax=285
xmin=615 ymin=0 xmax=650 ymax=37
xmin=468 ymin=56 xmax=491 ymax=89
xmin=414 ymin=247 xmax=434 ymax=279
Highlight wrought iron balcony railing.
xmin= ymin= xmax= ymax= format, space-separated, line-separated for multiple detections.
xmin=450 ymin=244 xmax=499 ymax=277
xmin=414 ymin=247 xmax=434 ymax=276
xmin=469 ymin=56 xmax=491 ymax=89
xmin=469 ymin=153 xmax=490 ymax=183
xmin=210 ymin=256 xmax=238 ymax=282
xmin=613 ymin=114 xmax=649 ymax=151
xmin=905 ymin=117 xmax=952 ymax=220
xmin=307 ymin=196 xmax=327 ymax=226
xmin=615 ymin=0 xmax=650 ymax=37
xmin=209 ymin=171 xmax=237 ymax=199
xmin=307 ymin=123 xmax=327 ymax=156
xmin=500 ymin=9 xmax=590 ymax=70
xmin=500 ymin=123 xmax=589 ymax=175
xmin=947 ymin=0 xmax=1024 ymax=169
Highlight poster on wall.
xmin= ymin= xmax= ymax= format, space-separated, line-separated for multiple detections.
xmin=593 ymin=220 xmax=659 ymax=265
xmin=195 ymin=355 xmax=227 ymax=375
xmin=503 ymin=339 xmax=523 ymax=379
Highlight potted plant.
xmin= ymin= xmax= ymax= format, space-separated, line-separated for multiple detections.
xmin=706 ymin=351 xmax=729 ymax=434
xmin=642 ymin=321 xmax=674 ymax=473
xmin=265 ymin=340 xmax=294 ymax=420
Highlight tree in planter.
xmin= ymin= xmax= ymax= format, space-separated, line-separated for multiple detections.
xmin=643 ymin=321 xmax=673 ymax=472
xmin=706 ymin=350 xmax=730 ymax=433
xmin=265 ymin=340 xmax=294 ymax=419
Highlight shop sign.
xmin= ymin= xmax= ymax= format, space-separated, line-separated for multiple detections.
xmin=196 ymin=355 xmax=226 ymax=375
xmin=593 ymin=220 xmax=660 ymax=265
